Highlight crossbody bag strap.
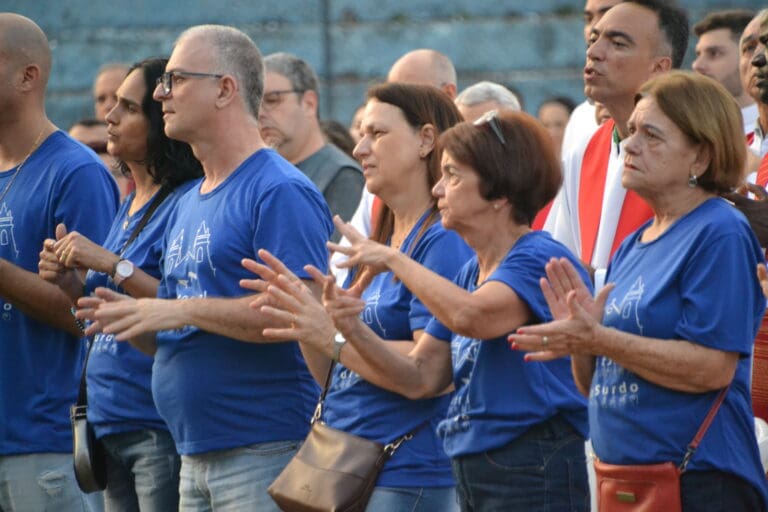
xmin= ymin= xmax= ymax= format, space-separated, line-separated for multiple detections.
xmin=117 ymin=185 xmax=172 ymax=257
xmin=311 ymin=360 xmax=337 ymax=424
xmin=74 ymin=184 xmax=173 ymax=408
xmin=383 ymin=419 xmax=430 ymax=457
xmin=310 ymin=359 xmax=429 ymax=458
xmin=679 ymin=385 xmax=730 ymax=471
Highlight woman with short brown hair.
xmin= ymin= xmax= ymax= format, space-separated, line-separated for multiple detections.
xmin=254 ymin=110 xmax=591 ymax=510
xmin=512 ymin=71 xmax=768 ymax=511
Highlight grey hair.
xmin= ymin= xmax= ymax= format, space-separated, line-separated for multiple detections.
xmin=175 ymin=25 xmax=264 ymax=116
xmin=264 ymin=53 xmax=319 ymax=93
xmin=455 ymin=81 xmax=521 ymax=111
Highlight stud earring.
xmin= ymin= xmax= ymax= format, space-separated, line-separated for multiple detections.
xmin=688 ymin=174 xmax=698 ymax=188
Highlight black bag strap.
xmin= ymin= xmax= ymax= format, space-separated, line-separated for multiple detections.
xmin=74 ymin=185 xmax=172 ymax=407
xmin=117 ymin=185 xmax=172 ymax=257
xmin=311 ymin=359 xmax=428 ymax=455
xmin=679 ymin=385 xmax=730 ymax=471
xmin=73 ymin=317 xmax=94 ymax=408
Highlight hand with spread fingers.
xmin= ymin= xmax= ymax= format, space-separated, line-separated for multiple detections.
xmin=242 ymin=249 xmax=367 ymax=348
xmin=316 ymin=266 xmax=367 ymax=335
xmin=84 ymin=288 xmax=185 ymax=343
xmin=241 ymin=249 xmax=337 ymax=351
xmin=508 ymin=257 xmax=613 ymax=362
xmin=327 ymin=215 xmax=396 ymax=277
xmin=75 ymin=287 xmax=131 ymax=336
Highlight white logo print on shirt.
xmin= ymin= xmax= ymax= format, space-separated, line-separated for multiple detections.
xmin=605 ymin=275 xmax=644 ymax=335
xmin=165 ymin=221 xmax=217 ymax=276
xmin=0 ymin=203 xmax=19 ymax=258
xmin=595 ymin=275 xmax=645 ymax=408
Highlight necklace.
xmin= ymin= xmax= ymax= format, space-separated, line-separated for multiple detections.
xmin=0 ymin=126 xmax=47 ymax=206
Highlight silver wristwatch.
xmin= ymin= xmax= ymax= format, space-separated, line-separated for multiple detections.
xmin=332 ymin=332 xmax=347 ymax=362
xmin=112 ymin=259 xmax=135 ymax=286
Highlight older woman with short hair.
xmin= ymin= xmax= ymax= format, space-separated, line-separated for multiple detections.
xmin=253 ymin=110 xmax=591 ymax=511
xmin=512 ymin=71 xmax=768 ymax=511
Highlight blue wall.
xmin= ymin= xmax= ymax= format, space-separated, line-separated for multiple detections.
xmin=5 ymin=0 xmax=765 ymax=129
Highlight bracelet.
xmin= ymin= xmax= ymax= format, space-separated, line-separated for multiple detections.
xmin=70 ymin=306 xmax=86 ymax=334
xmin=332 ymin=332 xmax=347 ymax=362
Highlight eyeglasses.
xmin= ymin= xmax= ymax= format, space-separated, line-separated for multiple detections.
xmin=261 ymin=89 xmax=305 ymax=110
xmin=473 ymin=109 xmax=506 ymax=145
xmin=156 ymin=71 xmax=224 ymax=96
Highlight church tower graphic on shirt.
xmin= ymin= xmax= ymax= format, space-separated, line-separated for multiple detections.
xmin=165 ymin=229 xmax=184 ymax=274
xmin=192 ymin=221 xmax=215 ymax=276
xmin=619 ymin=276 xmax=644 ymax=335
xmin=0 ymin=203 xmax=19 ymax=258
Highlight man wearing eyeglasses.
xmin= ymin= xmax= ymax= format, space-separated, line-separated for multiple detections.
xmin=259 ymin=53 xmax=363 ymax=241
xmin=84 ymin=24 xmax=333 ymax=511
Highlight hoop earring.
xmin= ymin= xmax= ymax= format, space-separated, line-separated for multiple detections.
xmin=688 ymin=174 xmax=698 ymax=188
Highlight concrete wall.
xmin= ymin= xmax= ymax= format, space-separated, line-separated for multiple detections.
xmin=5 ymin=0 xmax=765 ymax=129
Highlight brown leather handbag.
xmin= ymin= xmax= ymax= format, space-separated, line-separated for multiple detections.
xmin=268 ymin=362 xmax=418 ymax=512
xmin=594 ymin=386 xmax=729 ymax=512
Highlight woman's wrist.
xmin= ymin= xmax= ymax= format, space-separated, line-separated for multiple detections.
xmin=102 ymin=252 xmax=122 ymax=276
xmin=384 ymin=247 xmax=405 ymax=271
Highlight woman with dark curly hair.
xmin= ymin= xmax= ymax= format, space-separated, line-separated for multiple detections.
xmin=39 ymin=57 xmax=202 ymax=511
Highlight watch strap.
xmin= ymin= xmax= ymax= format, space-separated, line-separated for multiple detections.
xmin=332 ymin=332 xmax=347 ymax=362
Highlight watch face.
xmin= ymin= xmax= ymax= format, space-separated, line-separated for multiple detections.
xmin=116 ymin=260 xmax=134 ymax=278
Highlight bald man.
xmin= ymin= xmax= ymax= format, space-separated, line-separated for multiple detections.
xmin=387 ymin=48 xmax=457 ymax=99
xmin=0 ymin=13 xmax=118 ymax=510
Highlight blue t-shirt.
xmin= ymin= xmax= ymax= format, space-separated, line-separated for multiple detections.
xmin=0 ymin=131 xmax=118 ymax=455
xmin=85 ymin=181 xmax=198 ymax=439
xmin=324 ymin=211 xmax=473 ymax=488
xmin=153 ymin=149 xmax=332 ymax=455
xmin=425 ymin=231 xmax=590 ymax=458
xmin=592 ymin=198 xmax=768 ymax=506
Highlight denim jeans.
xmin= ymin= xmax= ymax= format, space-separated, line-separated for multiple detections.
xmin=99 ymin=429 xmax=180 ymax=512
xmin=366 ymin=485 xmax=458 ymax=512
xmin=83 ymin=490 xmax=105 ymax=512
xmin=451 ymin=414 xmax=589 ymax=512
xmin=680 ymin=470 xmax=763 ymax=512
xmin=0 ymin=452 xmax=87 ymax=511
xmin=179 ymin=439 xmax=301 ymax=512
